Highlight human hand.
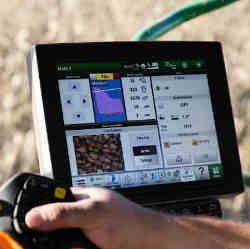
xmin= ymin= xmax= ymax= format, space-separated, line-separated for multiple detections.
xmin=25 ymin=187 xmax=157 ymax=249
xmin=25 ymin=186 xmax=250 ymax=249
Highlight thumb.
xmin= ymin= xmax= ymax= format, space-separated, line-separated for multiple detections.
xmin=25 ymin=199 xmax=101 ymax=231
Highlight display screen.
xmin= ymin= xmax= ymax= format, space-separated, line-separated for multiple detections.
xmin=56 ymin=59 xmax=223 ymax=189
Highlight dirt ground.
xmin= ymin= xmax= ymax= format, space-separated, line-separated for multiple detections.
xmin=0 ymin=0 xmax=249 ymax=220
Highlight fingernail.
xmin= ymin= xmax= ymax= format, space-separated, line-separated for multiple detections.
xmin=25 ymin=209 xmax=44 ymax=228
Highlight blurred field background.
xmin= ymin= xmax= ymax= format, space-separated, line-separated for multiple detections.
xmin=0 ymin=0 xmax=249 ymax=220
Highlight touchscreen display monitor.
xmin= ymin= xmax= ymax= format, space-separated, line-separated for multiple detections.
xmin=56 ymin=59 xmax=223 ymax=189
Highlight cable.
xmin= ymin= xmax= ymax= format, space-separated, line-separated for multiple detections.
xmin=131 ymin=0 xmax=241 ymax=41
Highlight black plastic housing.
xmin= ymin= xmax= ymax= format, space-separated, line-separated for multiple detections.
xmin=28 ymin=41 xmax=244 ymax=205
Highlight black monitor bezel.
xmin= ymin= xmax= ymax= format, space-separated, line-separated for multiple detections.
xmin=34 ymin=41 xmax=244 ymax=203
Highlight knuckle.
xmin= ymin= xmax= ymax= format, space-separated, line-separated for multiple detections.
xmin=42 ymin=203 xmax=69 ymax=222
xmin=88 ymin=200 xmax=105 ymax=212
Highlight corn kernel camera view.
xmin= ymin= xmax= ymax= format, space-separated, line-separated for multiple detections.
xmin=57 ymin=59 xmax=223 ymax=189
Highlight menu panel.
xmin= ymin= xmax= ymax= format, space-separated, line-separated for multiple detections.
xmin=121 ymin=76 xmax=156 ymax=121
xmin=57 ymin=60 xmax=224 ymax=189
xmin=58 ymin=79 xmax=95 ymax=124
